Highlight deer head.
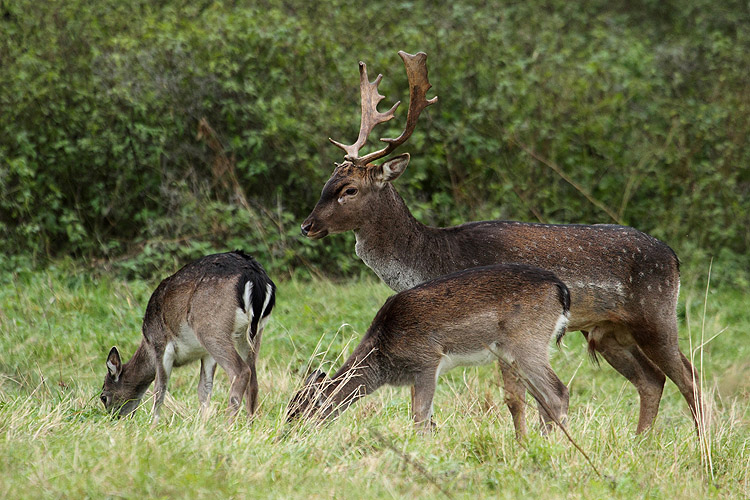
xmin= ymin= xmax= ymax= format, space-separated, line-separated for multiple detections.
xmin=301 ymin=51 xmax=437 ymax=239
xmin=100 ymin=346 xmax=152 ymax=417
xmin=286 ymin=370 xmax=334 ymax=421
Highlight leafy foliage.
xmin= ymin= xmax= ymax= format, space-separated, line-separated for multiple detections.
xmin=1 ymin=0 xmax=748 ymax=282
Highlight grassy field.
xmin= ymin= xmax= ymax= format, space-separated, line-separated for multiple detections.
xmin=1 ymin=262 xmax=748 ymax=499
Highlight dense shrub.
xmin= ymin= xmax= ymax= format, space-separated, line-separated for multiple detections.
xmin=1 ymin=0 xmax=748 ymax=283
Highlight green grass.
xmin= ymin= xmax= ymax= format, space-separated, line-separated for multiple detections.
xmin=1 ymin=262 xmax=748 ymax=499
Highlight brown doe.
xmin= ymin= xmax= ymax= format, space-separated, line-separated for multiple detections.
xmin=288 ymin=264 xmax=571 ymax=437
xmin=301 ymin=51 xmax=702 ymax=434
xmin=101 ymin=251 xmax=276 ymax=422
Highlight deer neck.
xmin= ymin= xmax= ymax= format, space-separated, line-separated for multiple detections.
xmin=353 ymin=185 xmax=434 ymax=291
xmin=325 ymin=339 xmax=383 ymax=412
xmin=123 ymin=342 xmax=157 ymax=393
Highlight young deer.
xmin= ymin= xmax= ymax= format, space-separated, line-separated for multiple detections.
xmin=301 ymin=51 xmax=701 ymax=434
xmin=100 ymin=250 xmax=276 ymax=422
xmin=288 ymin=264 xmax=571 ymax=437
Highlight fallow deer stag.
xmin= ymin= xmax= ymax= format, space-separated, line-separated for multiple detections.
xmin=288 ymin=264 xmax=571 ymax=437
xmin=301 ymin=50 xmax=701 ymax=434
xmin=100 ymin=250 xmax=276 ymax=422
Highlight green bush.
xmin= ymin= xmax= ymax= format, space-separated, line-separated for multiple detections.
xmin=1 ymin=0 xmax=748 ymax=283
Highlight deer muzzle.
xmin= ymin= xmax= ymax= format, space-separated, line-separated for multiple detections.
xmin=300 ymin=218 xmax=328 ymax=240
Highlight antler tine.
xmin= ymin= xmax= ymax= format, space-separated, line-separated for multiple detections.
xmin=355 ymin=51 xmax=438 ymax=166
xmin=329 ymin=61 xmax=401 ymax=161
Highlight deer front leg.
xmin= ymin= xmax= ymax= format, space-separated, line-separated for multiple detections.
xmin=152 ymin=343 xmax=175 ymax=425
xmin=412 ymin=372 xmax=437 ymax=433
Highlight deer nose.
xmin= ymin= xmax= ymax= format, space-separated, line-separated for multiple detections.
xmin=300 ymin=221 xmax=312 ymax=236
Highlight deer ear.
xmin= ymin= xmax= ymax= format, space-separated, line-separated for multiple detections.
xmin=375 ymin=153 xmax=410 ymax=185
xmin=305 ymin=369 xmax=327 ymax=386
xmin=106 ymin=346 xmax=122 ymax=382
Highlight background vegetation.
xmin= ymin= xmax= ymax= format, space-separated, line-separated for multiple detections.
xmin=1 ymin=0 xmax=748 ymax=284
xmin=2 ymin=1 xmax=749 ymax=496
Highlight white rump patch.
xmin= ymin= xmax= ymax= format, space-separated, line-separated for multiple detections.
xmin=256 ymin=315 xmax=270 ymax=336
xmin=234 ymin=307 xmax=251 ymax=336
xmin=553 ymin=313 xmax=569 ymax=340
xmin=260 ymin=283 xmax=274 ymax=318
xmin=235 ymin=281 xmax=255 ymax=340
xmin=235 ymin=280 xmax=273 ymax=345
xmin=243 ymin=281 xmax=254 ymax=319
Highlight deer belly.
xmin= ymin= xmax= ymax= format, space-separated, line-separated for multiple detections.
xmin=170 ymin=322 xmax=209 ymax=367
xmin=436 ymin=344 xmax=500 ymax=377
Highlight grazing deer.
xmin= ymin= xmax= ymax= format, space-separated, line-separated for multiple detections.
xmin=301 ymin=51 xmax=701 ymax=434
xmin=287 ymin=264 xmax=571 ymax=436
xmin=100 ymin=250 xmax=276 ymax=422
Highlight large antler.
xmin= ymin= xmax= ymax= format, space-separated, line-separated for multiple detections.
xmin=328 ymin=61 xmax=400 ymax=160
xmin=330 ymin=51 xmax=438 ymax=166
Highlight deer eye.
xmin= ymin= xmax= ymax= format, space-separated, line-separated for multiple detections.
xmin=337 ymin=186 xmax=359 ymax=204
xmin=100 ymin=395 xmax=107 ymax=405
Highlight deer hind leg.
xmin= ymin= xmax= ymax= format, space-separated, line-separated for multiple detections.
xmin=198 ymin=355 xmax=217 ymax=417
xmin=633 ymin=323 xmax=703 ymax=433
xmin=412 ymin=372 xmax=438 ymax=433
xmin=220 ymin=351 xmax=252 ymax=421
xmin=680 ymin=352 xmax=705 ymax=431
xmin=591 ymin=326 xmax=666 ymax=433
xmin=500 ymin=363 xmax=527 ymax=439
xmin=204 ymin=338 xmax=251 ymax=421
xmin=410 ymin=385 xmax=416 ymax=420
xmin=244 ymin=327 xmax=265 ymax=417
xmin=234 ymin=327 xmax=263 ymax=418
xmin=513 ymin=357 xmax=569 ymax=435
xmin=245 ymin=363 xmax=259 ymax=418
xmin=538 ymin=366 xmax=570 ymax=433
